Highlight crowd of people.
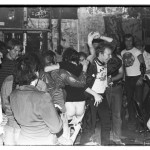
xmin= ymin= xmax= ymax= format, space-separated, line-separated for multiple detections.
xmin=0 ymin=31 xmax=150 ymax=146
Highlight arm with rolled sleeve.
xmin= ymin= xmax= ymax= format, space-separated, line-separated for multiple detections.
xmin=40 ymin=93 xmax=62 ymax=134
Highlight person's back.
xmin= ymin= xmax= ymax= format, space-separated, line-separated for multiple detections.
xmin=41 ymin=69 xmax=66 ymax=113
xmin=9 ymin=52 xmax=62 ymax=145
xmin=10 ymin=86 xmax=61 ymax=145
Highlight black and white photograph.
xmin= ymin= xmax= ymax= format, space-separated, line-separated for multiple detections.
xmin=0 ymin=4 xmax=150 ymax=147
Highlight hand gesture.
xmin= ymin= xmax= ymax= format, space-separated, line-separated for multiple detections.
xmin=81 ymin=59 xmax=89 ymax=72
xmin=93 ymin=93 xmax=103 ymax=107
xmin=80 ymin=59 xmax=89 ymax=66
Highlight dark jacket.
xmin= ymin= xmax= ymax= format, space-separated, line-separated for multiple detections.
xmin=86 ymin=55 xmax=122 ymax=90
xmin=59 ymin=62 xmax=87 ymax=102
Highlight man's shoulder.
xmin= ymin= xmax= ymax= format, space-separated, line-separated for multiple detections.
xmin=121 ymin=47 xmax=141 ymax=55
xmin=2 ymin=75 xmax=13 ymax=87
xmin=132 ymin=47 xmax=141 ymax=51
xmin=121 ymin=49 xmax=126 ymax=55
xmin=92 ymin=58 xmax=102 ymax=66
xmin=131 ymin=47 xmax=142 ymax=56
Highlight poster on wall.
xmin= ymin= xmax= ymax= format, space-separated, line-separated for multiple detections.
xmin=27 ymin=7 xmax=50 ymax=29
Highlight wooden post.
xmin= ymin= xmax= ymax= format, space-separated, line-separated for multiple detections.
xmin=23 ymin=7 xmax=28 ymax=54
xmin=47 ymin=7 xmax=53 ymax=50
xmin=77 ymin=20 xmax=80 ymax=52
xmin=39 ymin=32 xmax=43 ymax=53
xmin=12 ymin=33 xmax=15 ymax=39
xmin=58 ymin=8 xmax=62 ymax=50
xmin=23 ymin=32 xmax=27 ymax=54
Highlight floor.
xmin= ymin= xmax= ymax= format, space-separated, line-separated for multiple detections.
xmin=74 ymin=109 xmax=150 ymax=146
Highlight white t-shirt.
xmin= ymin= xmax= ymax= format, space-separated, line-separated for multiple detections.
xmin=121 ymin=47 xmax=142 ymax=76
xmin=92 ymin=60 xmax=107 ymax=94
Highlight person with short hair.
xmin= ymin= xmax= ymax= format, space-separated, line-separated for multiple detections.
xmin=121 ymin=34 xmax=146 ymax=131
xmin=106 ymin=45 xmax=124 ymax=145
xmin=85 ymin=43 xmax=112 ymax=145
xmin=0 ymin=39 xmax=23 ymax=145
xmin=0 ymin=39 xmax=23 ymax=89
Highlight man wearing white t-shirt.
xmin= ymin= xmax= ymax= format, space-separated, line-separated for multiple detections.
xmin=85 ymin=43 xmax=112 ymax=145
xmin=121 ymin=34 xmax=145 ymax=130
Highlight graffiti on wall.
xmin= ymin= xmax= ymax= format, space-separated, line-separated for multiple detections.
xmin=78 ymin=7 xmax=105 ymax=54
xmin=103 ymin=16 xmax=125 ymax=47
xmin=61 ymin=19 xmax=78 ymax=50
xmin=24 ymin=7 xmax=143 ymax=54
xmin=51 ymin=7 xmax=142 ymax=53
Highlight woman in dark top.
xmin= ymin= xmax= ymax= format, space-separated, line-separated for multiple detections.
xmin=61 ymin=48 xmax=87 ymax=121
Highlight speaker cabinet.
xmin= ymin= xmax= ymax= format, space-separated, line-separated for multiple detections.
xmin=0 ymin=7 xmax=24 ymax=28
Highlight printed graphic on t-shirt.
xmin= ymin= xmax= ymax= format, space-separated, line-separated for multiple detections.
xmin=92 ymin=63 xmax=107 ymax=94
xmin=96 ymin=67 xmax=107 ymax=81
xmin=122 ymin=52 xmax=135 ymax=67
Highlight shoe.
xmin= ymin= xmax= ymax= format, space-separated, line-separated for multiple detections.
xmin=111 ymin=139 xmax=125 ymax=145
xmin=120 ymin=135 xmax=127 ymax=140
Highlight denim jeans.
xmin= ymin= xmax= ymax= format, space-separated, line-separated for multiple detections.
xmin=89 ymin=95 xmax=111 ymax=144
xmin=106 ymin=85 xmax=123 ymax=140
xmin=125 ymin=76 xmax=143 ymax=121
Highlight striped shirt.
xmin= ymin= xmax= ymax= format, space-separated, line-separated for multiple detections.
xmin=0 ymin=57 xmax=15 ymax=90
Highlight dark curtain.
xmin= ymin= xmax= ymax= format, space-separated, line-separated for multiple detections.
xmin=103 ymin=16 xmax=125 ymax=50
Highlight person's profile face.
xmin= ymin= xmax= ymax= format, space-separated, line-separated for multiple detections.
xmin=44 ymin=57 xmax=51 ymax=66
xmin=44 ymin=55 xmax=56 ymax=66
xmin=8 ymin=45 xmax=21 ymax=60
xmin=102 ymin=48 xmax=112 ymax=63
